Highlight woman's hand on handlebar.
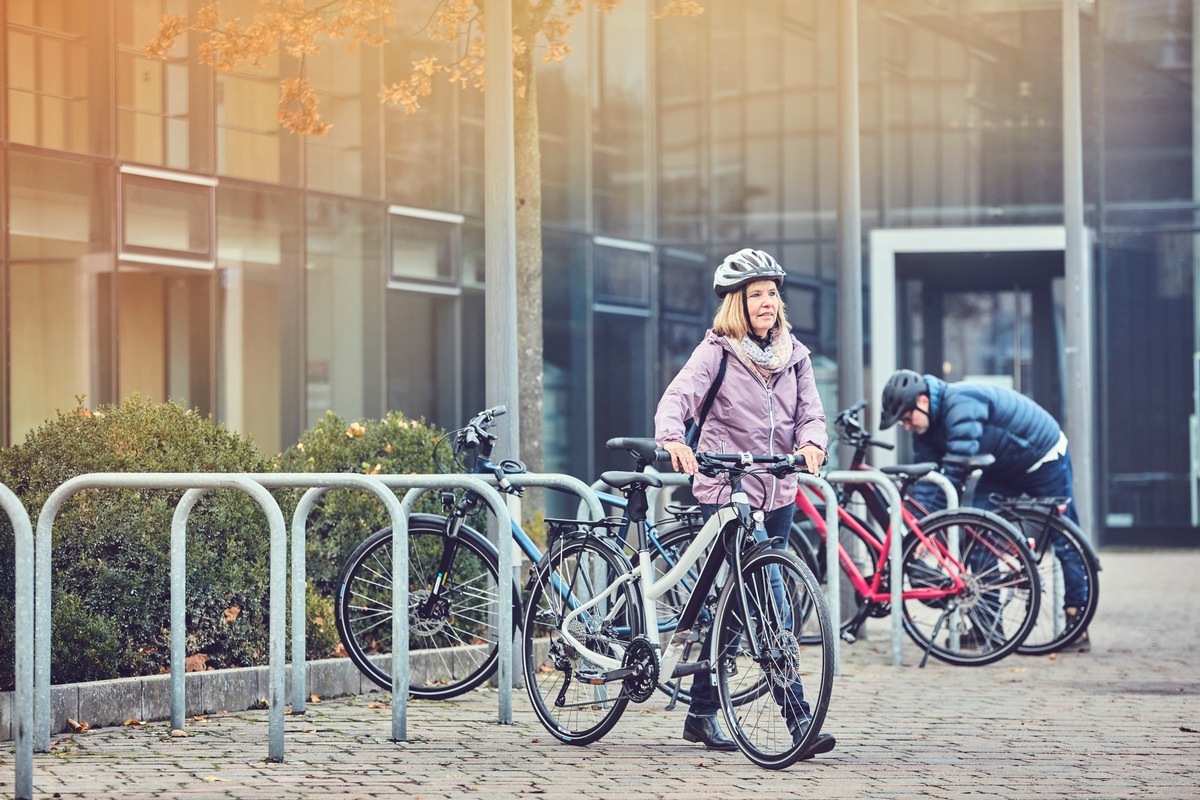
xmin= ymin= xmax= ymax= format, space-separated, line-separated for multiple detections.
xmin=663 ymin=440 xmax=698 ymax=475
xmin=795 ymin=444 xmax=826 ymax=476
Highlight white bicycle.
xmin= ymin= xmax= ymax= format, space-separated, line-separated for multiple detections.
xmin=521 ymin=441 xmax=835 ymax=769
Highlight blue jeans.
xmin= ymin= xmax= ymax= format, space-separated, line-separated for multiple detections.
xmin=688 ymin=502 xmax=810 ymax=723
xmin=974 ymin=448 xmax=1089 ymax=610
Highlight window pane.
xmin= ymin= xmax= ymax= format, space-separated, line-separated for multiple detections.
xmin=7 ymin=153 xmax=115 ymax=441
xmin=117 ymin=268 xmax=213 ymax=416
xmin=594 ymin=0 xmax=647 ymax=238
xmin=122 ymin=177 xmax=212 ymax=258
xmin=306 ymin=197 xmax=384 ymax=427
xmin=390 ymin=214 xmax=458 ymax=283
xmin=386 ymin=292 xmax=456 ymax=428
xmin=595 ymin=244 xmax=650 ymax=306
xmin=116 ymin=0 xmax=203 ymax=170
xmin=216 ymin=186 xmax=301 ymax=454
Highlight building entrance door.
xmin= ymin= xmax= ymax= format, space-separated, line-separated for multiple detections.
xmin=895 ymin=251 xmax=1065 ymax=422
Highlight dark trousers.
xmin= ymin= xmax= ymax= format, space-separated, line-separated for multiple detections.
xmin=687 ymin=502 xmax=810 ymax=723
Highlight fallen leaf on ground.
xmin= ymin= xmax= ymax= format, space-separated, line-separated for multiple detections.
xmin=202 ymin=776 xmax=227 ymax=782
xmin=310 ymin=694 xmax=321 ymax=703
xmin=66 ymin=718 xmax=88 ymax=733
xmin=169 ymin=729 xmax=188 ymax=737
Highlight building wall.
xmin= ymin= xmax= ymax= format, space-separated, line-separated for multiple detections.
xmin=1 ymin=0 xmax=1196 ymax=544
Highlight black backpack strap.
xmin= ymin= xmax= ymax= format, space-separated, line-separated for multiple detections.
xmin=695 ymin=350 xmax=728 ymax=431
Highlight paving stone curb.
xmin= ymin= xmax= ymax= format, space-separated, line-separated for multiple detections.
xmin=0 ymin=656 xmax=386 ymax=742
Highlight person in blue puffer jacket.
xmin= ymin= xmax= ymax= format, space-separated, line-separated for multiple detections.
xmin=655 ymin=248 xmax=834 ymax=759
xmin=878 ymin=369 xmax=1091 ymax=652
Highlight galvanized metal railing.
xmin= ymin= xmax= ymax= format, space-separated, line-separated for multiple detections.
xmin=2 ymin=482 xmax=34 ymax=800
xmin=34 ymin=474 xmax=289 ymax=760
xmin=821 ymin=470 xmax=906 ymax=666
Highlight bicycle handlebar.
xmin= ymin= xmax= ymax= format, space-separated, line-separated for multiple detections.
xmin=695 ymin=451 xmax=809 ymax=478
xmin=835 ymin=400 xmax=895 ymax=451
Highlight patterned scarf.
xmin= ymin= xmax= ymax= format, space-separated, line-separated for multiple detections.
xmin=727 ymin=332 xmax=792 ymax=377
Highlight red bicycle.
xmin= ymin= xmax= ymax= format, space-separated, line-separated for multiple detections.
xmin=790 ymin=402 xmax=1040 ymax=666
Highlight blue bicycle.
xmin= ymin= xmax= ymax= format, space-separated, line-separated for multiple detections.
xmin=334 ymin=406 xmax=703 ymax=700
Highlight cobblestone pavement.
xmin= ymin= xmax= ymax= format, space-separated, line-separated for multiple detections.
xmin=3 ymin=550 xmax=1198 ymax=800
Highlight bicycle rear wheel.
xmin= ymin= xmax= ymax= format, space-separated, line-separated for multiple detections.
xmin=522 ymin=533 xmax=642 ymax=745
xmin=715 ymin=548 xmax=834 ymax=769
xmin=999 ymin=511 xmax=1099 ymax=655
xmin=334 ymin=514 xmax=519 ymax=699
xmin=900 ymin=509 xmax=1040 ymax=666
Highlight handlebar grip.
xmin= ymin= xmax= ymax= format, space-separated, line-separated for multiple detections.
xmin=488 ymin=405 xmax=507 ymax=418
xmin=870 ymin=439 xmax=895 ymax=450
xmin=847 ymin=399 xmax=868 ymax=414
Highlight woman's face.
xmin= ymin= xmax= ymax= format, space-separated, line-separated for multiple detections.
xmin=744 ymin=279 xmax=780 ymax=338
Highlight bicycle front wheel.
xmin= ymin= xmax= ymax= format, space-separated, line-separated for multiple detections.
xmin=900 ymin=509 xmax=1040 ymax=666
xmin=715 ymin=548 xmax=834 ymax=770
xmin=334 ymin=515 xmax=519 ymax=699
xmin=999 ymin=511 xmax=1100 ymax=655
xmin=522 ymin=533 xmax=642 ymax=746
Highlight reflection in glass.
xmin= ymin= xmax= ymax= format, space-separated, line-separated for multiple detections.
xmin=122 ymin=176 xmax=212 ymax=258
xmin=7 ymin=154 xmax=114 ymax=443
xmin=594 ymin=1 xmax=646 ymax=238
xmin=386 ymin=291 xmax=456 ymax=428
xmin=6 ymin=0 xmax=99 ymax=154
xmin=306 ymin=197 xmax=383 ymax=428
xmin=389 ymin=212 xmax=460 ymax=284
xmin=216 ymin=186 xmax=299 ymax=454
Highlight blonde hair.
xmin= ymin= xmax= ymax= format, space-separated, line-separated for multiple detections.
xmin=712 ymin=284 xmax=790 ymax=339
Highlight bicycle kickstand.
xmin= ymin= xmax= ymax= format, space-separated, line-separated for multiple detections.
xmin=919 ymin=607 xmax=954 ymax=669
xmin=663 ymin=638 xmax=696 ymax=711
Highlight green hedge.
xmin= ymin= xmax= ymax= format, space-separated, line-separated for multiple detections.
xmin=0 ymin=400 xmax=452 ymax=690
xmin=274 ymin=409 xmax=453 ymax=598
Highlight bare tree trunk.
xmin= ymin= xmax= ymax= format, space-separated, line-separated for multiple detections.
xmin=513 ymin=42 xmax=544 ymax=481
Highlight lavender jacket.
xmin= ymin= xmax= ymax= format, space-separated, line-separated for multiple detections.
xmin=655 ymin=330 xmax=828 ymax=511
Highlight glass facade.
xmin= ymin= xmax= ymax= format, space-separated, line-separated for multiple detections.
xmin=0 ymin=0 xmax=1197 ymax=545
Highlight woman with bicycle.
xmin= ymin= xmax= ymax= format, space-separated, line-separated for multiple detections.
xmin=654 ymin=248 xmax=835 ymax=758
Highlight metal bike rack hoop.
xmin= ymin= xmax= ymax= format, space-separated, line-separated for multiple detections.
xmin=238 ymin=474 xmax=406 ymax=717
xmin=2 ymin=483 xmax=34 ymax=800
xmin=822 ymin=470 xmax=906 ymax=666
xmin=377 ymin=475 xmax=513 ymax=740
xmin=34 ymin=474 xmax=288 ymax=759
xmin=794 ymin=474 xmax=843 ymax=676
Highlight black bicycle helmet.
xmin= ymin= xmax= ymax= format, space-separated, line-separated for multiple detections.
xmin=879 ymin=369 xmax=928 ymax=430
xmin=713 ymin=248 xmax=786 ymax=297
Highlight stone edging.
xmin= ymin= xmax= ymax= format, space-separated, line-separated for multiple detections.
xmin=0 ymin=655 xmax=387 ymax=742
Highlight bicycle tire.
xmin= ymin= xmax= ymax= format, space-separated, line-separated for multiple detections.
xmin=334 ymin=514 xmax=520 ymax=699
xmin=714 ymin=548 xmax=834 ymax=769
xmin=522 ymin=532 xmax=642 ymax=745
xmin=899 ymin=508 xmax=1040 ymax=666
xmin=996 ymin=510 xmax=1100 ymax=655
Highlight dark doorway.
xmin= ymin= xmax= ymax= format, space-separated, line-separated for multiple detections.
xmin=894 ymin=250 xmax=1066 ymax=424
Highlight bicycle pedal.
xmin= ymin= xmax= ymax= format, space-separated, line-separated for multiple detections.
xmin=840 ymin=631 xmax=857 ymax=644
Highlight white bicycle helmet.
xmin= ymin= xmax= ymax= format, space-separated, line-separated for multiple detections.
xmin=713 ymin=248 xmax=787 ymax=297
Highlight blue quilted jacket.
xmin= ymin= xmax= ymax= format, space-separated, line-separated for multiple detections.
xmin=910 ymin=375 xmax=1062 ymax=503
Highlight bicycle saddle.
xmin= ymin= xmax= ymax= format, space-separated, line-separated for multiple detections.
xmin=599 ymin=471 xmax=664 ymax=492
xmin=878 ymin=462 xmax=940 ymax=479
xmin=941 ymin=453 xmax=996 ymax=470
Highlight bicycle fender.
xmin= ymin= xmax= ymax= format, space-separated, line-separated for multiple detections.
xmin=744 ymin=536 xmax=785 ymax=561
